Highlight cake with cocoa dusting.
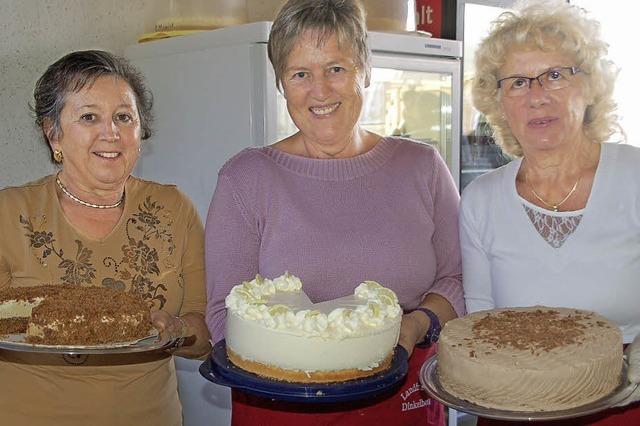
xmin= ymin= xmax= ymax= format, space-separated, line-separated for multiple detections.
xmin=0 ymin=285 xmax=151 ymax=345
xmin=438 ymin=306 xmax=622 ymax=411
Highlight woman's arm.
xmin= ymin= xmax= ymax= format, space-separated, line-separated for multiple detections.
xmin=152 ymin=193 xmax=211 ymax=358
xmin=151 ymin=310 xmax=211 ymax=358
xmin=0 ymin=193 xmax=11 ymax=289
xmin=460 ymin=191 xmax=495 ymax=313
xmin=615 ymin=334 xmax=640 ymax=407
xmin=0 ymin=257 xmax=9 ymax=289
xmin=398 ymin=293 xmax=457 ymax=356
xmin=422 ymin=150 xmax=465 ymax=315
xmin=205 ymin=174 xmax=260 ymax=343
xmin=399 ymin=152 xmax=464 ymax=356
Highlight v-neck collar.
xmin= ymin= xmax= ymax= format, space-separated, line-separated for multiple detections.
xmin=505 ymin=143 xmax=613 ymax=254
xmin=51 ymin=174 xmax=131 ymax=243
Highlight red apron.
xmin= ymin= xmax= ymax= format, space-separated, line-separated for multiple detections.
xmin=231 ymin=345 xmax=444 ymax=426
xmin=477 ymin=404 xmax=640 ymax=426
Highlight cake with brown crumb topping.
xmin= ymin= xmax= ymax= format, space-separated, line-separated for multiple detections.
xmin=0 ymin=285 xmax=151 ymax=345
xmin=438 ymin=306 xmax=622 ymax=411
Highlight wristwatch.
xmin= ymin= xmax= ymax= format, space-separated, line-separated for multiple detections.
xmin=409 ymin=307 xmax=441 ymax=347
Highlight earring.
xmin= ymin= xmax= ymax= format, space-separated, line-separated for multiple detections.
xmin=53 ymin=149 xmax=63 ymax=163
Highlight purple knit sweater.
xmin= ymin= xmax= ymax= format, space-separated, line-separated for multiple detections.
xmin=205 ymin=137 xmax=464 ymax=343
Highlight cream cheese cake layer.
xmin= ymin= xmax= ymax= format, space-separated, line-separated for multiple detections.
xmin=224 ymin=273 xmax=402 ymax=382
xmin=0 ymin=286 xmax=60 ymax=336
xmin=438 ymin=307 xmax=622 ymax=411
xmin=0 ymin=286 xmax=61 ymax=319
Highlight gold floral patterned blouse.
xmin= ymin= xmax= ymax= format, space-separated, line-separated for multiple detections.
xmin=0 ymin=175 xmax=205 ymax=426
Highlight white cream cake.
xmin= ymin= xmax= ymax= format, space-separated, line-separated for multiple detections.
xmin=224 ymin=272 xmax=402 ymax=383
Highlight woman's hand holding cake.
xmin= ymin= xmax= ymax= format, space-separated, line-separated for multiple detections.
xmin=616 ymin=334 xmax=640 ymax=407
xmin=150 ymin=310 xmax=210 ymax=357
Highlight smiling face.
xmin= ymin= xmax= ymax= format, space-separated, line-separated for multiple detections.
xmin=49 ymin=76 xmax=141 ymax=194
xmin=499 ymin=47 xmax=590 ymax=155
xmin=282 ymin=30 xmax=367 ymax=153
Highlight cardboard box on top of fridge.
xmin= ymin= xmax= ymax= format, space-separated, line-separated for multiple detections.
xmin=246 ymin=0 xmax=417 ymax=33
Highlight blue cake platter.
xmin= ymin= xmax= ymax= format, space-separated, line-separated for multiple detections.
xmin=199 ymin=340 xmax=409 ymax=403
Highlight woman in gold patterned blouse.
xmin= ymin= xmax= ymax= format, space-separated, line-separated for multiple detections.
xmin=0 ymin=50 xmax=210 ymax=426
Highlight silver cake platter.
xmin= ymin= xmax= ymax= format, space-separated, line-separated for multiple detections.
xmin=419 ymin=356 xmax=638 ymax=421
xmin=0 ymin=329 xmax=180 ymax=355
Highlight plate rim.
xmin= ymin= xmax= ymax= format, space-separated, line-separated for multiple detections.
xmin=419 ymin=356 xmax=638 ymax=421
xmin=0 ymin=330 xmax=176 ymax=354
xmin=199 ymin=339 xmax=409 ymax=403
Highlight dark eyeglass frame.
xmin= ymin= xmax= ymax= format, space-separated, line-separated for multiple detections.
xmin=497 ymin=66 xmax=581 ymax=94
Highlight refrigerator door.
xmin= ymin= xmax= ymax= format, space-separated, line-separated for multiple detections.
xmin=128 ymin=43 xmax=273 ymax=220
xmin=457 ymin=0 xmax=517 ymax=190
xmin=275 ymin=54 xmax=461 ymax=187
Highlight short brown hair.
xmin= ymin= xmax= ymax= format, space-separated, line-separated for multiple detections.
xmin=267 ymin=0 xmax=370 ymax=91
xmin=32 ymin=50 xmax=153 ymax=162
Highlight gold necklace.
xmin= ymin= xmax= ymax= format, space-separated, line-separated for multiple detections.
xmin=525 ymin=172 xmax=579 ymax=212
xmin=56 ymin=173 xmax=124 ymax=209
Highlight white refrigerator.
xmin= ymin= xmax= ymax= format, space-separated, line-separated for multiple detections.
xmin=125 ymin=22 xmax=461 ymax=426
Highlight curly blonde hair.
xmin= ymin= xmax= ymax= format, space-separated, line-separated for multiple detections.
xmin=472 ymin=0 xmax=620 ymax=157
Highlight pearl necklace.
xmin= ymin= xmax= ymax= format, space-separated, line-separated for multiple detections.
xmin=56 ymin=174 xmax=124 ymax=209
xmin=525 ymin=172 xmax=579 ymax=212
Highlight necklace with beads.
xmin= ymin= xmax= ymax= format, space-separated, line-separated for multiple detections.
xmin=525 ymin=171 xmax=579 ymax=212
xmin=55 ymin=173 xmax=124 ymax=209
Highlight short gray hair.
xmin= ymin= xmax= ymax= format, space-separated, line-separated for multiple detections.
xmin=32 ymin=50 xmax=153 ymax=162
xmin=268 ymin=0 xmax=371 ymax=91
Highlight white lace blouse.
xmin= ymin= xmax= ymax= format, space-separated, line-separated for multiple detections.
xmin=521 ymin=199 xmax=583 ymax=248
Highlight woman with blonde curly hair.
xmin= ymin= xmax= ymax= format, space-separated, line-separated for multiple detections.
xmin=460 ymin=1 xmax=639 ymax=424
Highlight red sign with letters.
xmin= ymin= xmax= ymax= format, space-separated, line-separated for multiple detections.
xmin=416 ymin=0 xmax=443 ymax=38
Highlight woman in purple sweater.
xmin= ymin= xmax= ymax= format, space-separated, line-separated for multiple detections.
xmin=204 ymin=1 xmax=464 ymax=424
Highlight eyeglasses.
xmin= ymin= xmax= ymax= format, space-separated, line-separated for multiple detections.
xmin=497 ymin=66 xmax=581 ymax=97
